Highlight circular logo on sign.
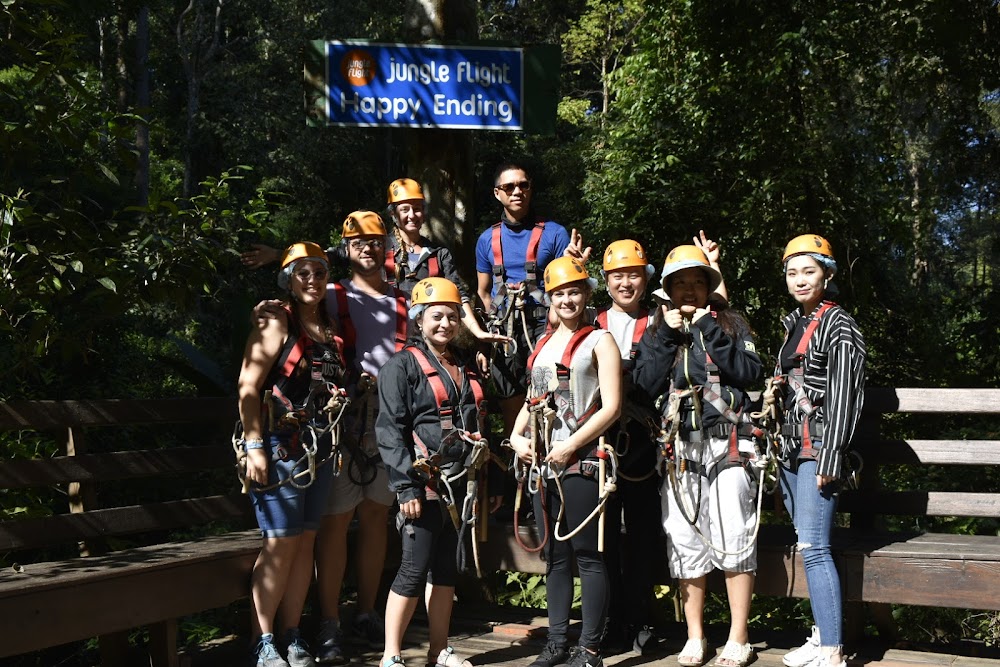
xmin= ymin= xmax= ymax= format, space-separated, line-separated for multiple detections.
xmin=341 ymin=50 xmax=376 ymax=86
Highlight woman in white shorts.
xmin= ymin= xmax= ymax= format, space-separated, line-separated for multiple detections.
xmin=633 ymin=244 xmax=762 ymax=667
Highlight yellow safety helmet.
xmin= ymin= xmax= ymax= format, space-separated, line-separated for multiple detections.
xmin=544 ymin=256 xmax=594 ymax=293
xmin=411 ymin=277 xmax=462 ymax=307
xmin=782 ymin=234 xmax=834 ymax=262
xmin=660 ymin=245 xmax=722 ymax=292
xmin=342 ymin=210 xmax=387 ymax=239
xmin=278 ymin=241 xmax=328 ymax=289
xmin=387 ymin=178 xmax=424 ymax=204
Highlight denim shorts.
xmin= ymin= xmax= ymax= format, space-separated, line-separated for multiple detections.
xmin=250 ymin=432 xmax=334 ymax=538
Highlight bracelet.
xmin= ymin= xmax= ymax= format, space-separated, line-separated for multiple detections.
xmin=243 ymin=438 xmax=265 ymax=450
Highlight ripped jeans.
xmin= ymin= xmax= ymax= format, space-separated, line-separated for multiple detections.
xmin=778 ymin=458 xmax=842 ymax=648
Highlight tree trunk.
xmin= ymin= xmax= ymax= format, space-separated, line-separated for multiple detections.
xmin=177 ymin=0 xmax=224 ymax=198
xmin=135 ymin=4 xmax=150 ymax=207
xmin=115 ymin=4 xmax=129 ymax=113
xmin=403 ymin=0 xmax=478 ymax=283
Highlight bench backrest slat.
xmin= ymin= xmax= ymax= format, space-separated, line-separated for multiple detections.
xmin=0 ymin=447 xmax=233 ymax=488
xmin=853 ymin=439 xmax=1000 ymax=466
xmin=0 ymin=398 xmax=236 ymax=430
xmin=839 ymin=490 xmax=1000 ymax=518
xmin=0 ymin=494 xmax=254 ymax=552
xmin=863 ymin=387 xmax=1000 ymax=414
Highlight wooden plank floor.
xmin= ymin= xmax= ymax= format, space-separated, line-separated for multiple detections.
xmin=184 ymin=605 xmax=1000 ymax=667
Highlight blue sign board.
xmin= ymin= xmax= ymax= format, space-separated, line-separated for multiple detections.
xmin=323 ymin=41 xmax=524 ymax=130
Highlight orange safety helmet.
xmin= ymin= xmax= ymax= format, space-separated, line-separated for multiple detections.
xmin=278 ymin=241 xmax=328 ymax=289
xmin=387 ymin=178 xmax=424 ymax=204
xmin=783 ymin=234 xmax=834 ymax=262
xmin=544 ymin=256 xmax=595 ymax=293
xmin=602 ymin=239 xmax=656 ymax=280
xmin=603 ymin=239 xmax=648 ymax=271
xmin=660 ymin=245 xmax=722 ymax=293
xmin=342 ymin=210 xmax=387 ymax=238
xmin=411 ymin=277 xmax=462 ymax=307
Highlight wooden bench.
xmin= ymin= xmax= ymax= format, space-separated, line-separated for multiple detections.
xmin=479 ymin=387 xmax=1000 ymax=642
xmin=0 ymin=398 xmax=258 ymax=666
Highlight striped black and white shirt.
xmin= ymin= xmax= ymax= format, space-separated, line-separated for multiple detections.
xmin=778 ymin=302 xmax=866 ymax=478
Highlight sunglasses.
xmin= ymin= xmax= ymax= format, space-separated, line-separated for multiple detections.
xmin=294 ymin=268 xmax=328 ymax=282
xmin=495 ymin=180 xmax=531 ymax=195
xmin=348 ymin=239 xmax=385 ymax=250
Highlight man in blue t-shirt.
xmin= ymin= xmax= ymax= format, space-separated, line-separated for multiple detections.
xmin=475 ymin=162 xmax=571 ymax=439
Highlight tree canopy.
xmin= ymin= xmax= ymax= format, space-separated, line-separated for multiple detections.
xmin=2 ymin=0 xmax=998 ymax=392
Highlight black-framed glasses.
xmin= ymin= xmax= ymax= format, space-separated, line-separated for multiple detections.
xmin=348 ymin=238 xmax=385 ymax=250
xmin=495 ymin=180 xmax=531 ymax=195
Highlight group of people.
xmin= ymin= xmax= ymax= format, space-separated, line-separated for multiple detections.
xmin=236 ymin=162 xmax=867 ymax=667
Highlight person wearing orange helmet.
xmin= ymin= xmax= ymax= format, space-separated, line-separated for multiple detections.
xmin=774 ymin=235 xmax=866 ymax=667
xmin=508 ymin=257 xmax=622 ymax=667
xmin=384 ymin=177 xmax=507 ymax=345
xmin=374 ymin=278 xmax=503 ymax=667
xmin=238 ymin=242 xmax=346 ymax=667
xmin=311 ymin=210 xmax=403 ymax=663
xmin=632 ymin=243 xmax=762 ymax=667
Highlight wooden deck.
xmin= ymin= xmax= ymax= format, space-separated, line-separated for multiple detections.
xmin=180 ymin=605 xmax=1000 ymax=667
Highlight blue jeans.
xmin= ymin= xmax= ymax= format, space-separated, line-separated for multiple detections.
xmin=778 ymin=458 xmax=842 ymax=648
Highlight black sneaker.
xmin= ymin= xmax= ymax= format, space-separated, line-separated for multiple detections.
xmin=565 ymin=646 xmax=603 ymax=667
xmin=529 ymin=641 xmax=569 ymax=667
xmin=351 ymin=610 xmax=384 ymax=649
xmin=632 ymin=625 xmax=659 ymax=656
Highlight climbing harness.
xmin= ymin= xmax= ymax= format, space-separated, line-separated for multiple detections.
xmin=594 ymin=307 xmax=649 ymax=373
xmin=656 ymin=320 xmax=771 ymax=558
xmin=385 ymin=243 xmax=442 ymax=289
xmin=235 ymin=310 xmax=350 ymax=493
xmin=551 ymin=439 xmax=619 ymax=543
xmin=765 ymin=300 xmax=863 ymax=486
xmin=511 ymin=325 xmax=618 ymax=550
xmin=485 ymin=220 xmax=547 ymax=355
xmin=403 ymin=346 xmax=500 ymax=575
xmin=234 ymin=386 xmax=351 ymax=493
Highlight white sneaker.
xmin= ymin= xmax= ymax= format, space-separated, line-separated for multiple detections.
xmin=813 ymin=654 xmax=846 ymax=667
xmin=783 ymin=626 xmax=820 ymax=667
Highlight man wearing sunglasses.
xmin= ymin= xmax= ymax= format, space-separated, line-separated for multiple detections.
xmin=475 ymin=161 xmax=572 ymax=447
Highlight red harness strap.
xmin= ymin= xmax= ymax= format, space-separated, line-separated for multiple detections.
xmin=332 ymin=282 xmax=409 ymax=363
xmin=406 ymin=347 xmax=486 ymax=459
xmin=427 ymin=255 xmax=440 ymax=278
xmin=594 ymin=307 xmax=649 ymax=369
xmin=384 ymin=247 xmax=398 ymax=286
xmin=527 ymin=325 xmax=600 ymax=428
xmin=490 ymin=219 xmax=546 ymax=290
xmin=782 ymin=300 xmax=836 ymax=458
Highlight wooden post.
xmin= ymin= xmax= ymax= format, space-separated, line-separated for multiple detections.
xmin=149 ymin=619 xmax=180 ymax=667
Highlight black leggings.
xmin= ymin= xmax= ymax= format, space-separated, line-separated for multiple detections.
xmin=390 ymin=500 xmax=458 ymax=597
xmin=532 ymin=473 xmax=608 ymax=650
xmin=603 ymin=471 xmax=662 ymax=630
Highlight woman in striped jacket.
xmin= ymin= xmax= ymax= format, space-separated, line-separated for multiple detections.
xmin=775 ymin=234 xmax=866 ymax=667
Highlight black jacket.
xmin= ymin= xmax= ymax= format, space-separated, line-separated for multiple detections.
xmin=632 ymin=312 xmax=762 ymax=429
xmin=375 ymin=340 xmax=500 ymax=503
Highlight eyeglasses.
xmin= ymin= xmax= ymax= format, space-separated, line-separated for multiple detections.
xmin=348 ymin=239 xmax=385 ymax=250
xmin=294 ymin=268 xmax=328 ymax=282
xmin=495 ymin=180 xmax=531 ymax=195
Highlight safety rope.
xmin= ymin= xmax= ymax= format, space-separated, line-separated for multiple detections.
xmin=551 ymin=440 xmax=619 ymax=542
xmin=509 ymin=398 xmax=556 ymax=553
xmin=235 ymin=386 xmax=351 ymax=493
